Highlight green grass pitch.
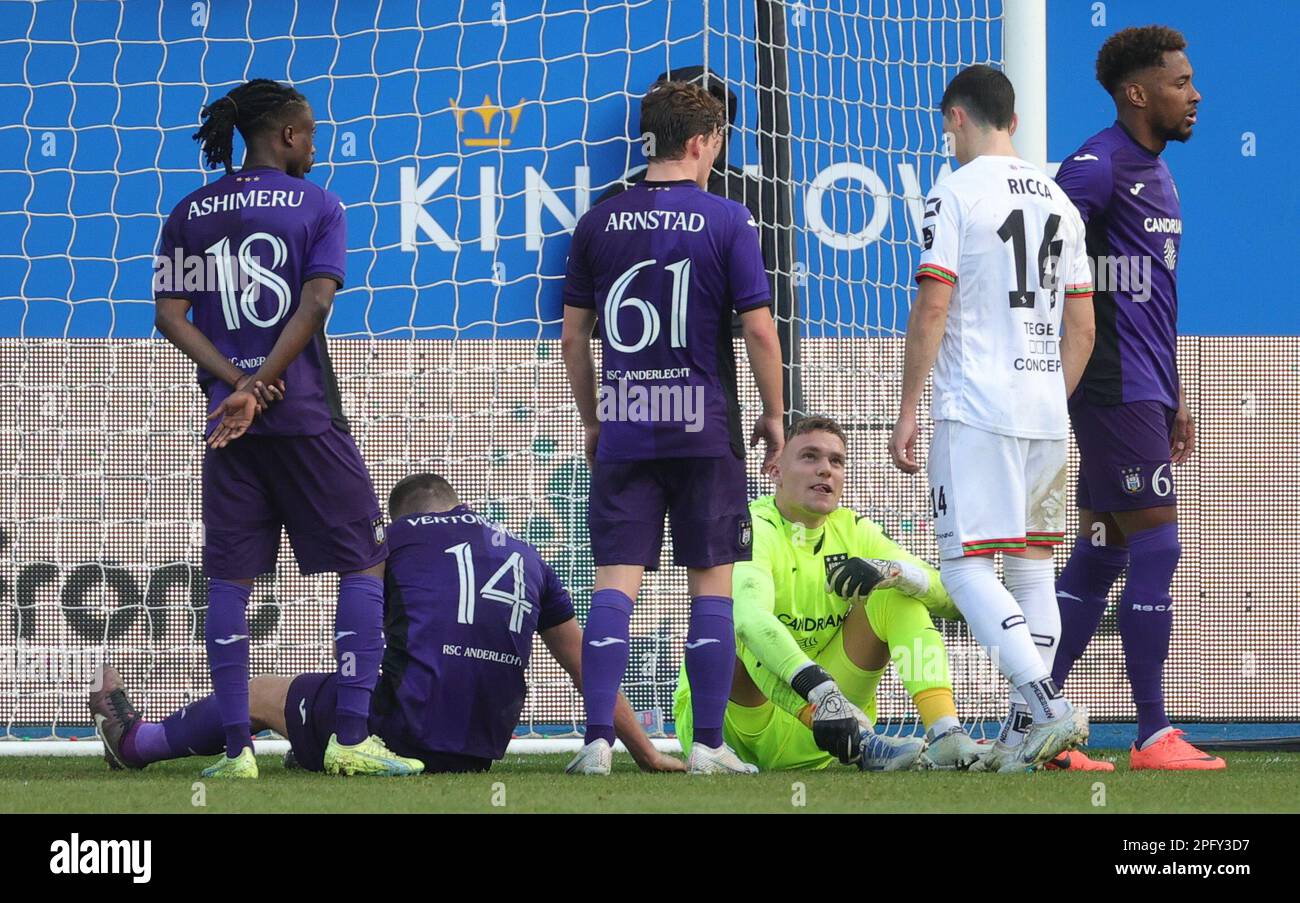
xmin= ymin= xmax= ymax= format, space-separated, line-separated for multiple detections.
xmin=3 ymin=750 xmax=1299 ymax=813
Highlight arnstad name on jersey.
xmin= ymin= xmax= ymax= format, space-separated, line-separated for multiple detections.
xmin=603 ymin=210 xmax=706 ymax=233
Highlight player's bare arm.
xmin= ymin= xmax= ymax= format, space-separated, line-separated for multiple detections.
xmin=155 ymin=296 xmax=246 ymax=390
xmin=891 ymin=276 xmax=953 ymax=473
xmin=156 ymin=296 xmax=282 ymax=438
xmin=740 ymin=305 xmax=784 ymax=471
xmin=1060 ymin=293 xmax=1096 ymax=397
xmin=206 ymin=276 xmax=336 ymax=448
xmin=247 ymin=276 xmax=336 ymax=393
xmin=541 ymin=618 xmax=685 ymax=772
xmin=1172 ymin=383 xmax=1195 ymax=464
xmin=560 ymin=304 xmax=601 ymax=466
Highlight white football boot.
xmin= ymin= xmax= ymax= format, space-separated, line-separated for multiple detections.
xmin=565 ymin=738 xmax=613 ymax=775
xmin=687 ymin=742 xmax=759 ymax=774
xmin=859 ymin=729 xmax=927 ymax=772
xmin=919 ymin=726 xmax=985 ymax=770
xmin=972 ymin=706 xmax=1089 ymax=773
xmin=1017 ymin=704 xmax=1089 ymax=770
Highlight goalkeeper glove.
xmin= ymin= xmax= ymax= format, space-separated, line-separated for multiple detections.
xmin=827 ymin=557 xmax=932 ymax=601
xmin=825 ymin=557 xmax=888 ymax=601
xmin=792 ymin=663 xmax=863 ymax=764
xmin=860 ymin=558 xmax=931 ymax=598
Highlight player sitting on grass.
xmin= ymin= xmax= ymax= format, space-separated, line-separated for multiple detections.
xmin=90 ymin=473 xmax=680 ymax=777
xmin=674 ymin=416 xmax=986 ymax=772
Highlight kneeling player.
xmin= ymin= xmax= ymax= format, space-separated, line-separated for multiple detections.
xmin=674 ymin=417 xmax=985 ymax=772
xmin=91 ymin=474 xmax=678 ymax=776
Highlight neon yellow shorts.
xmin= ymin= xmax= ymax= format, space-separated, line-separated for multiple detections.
xmin=674 ymin=625 xmax=878 ymax=771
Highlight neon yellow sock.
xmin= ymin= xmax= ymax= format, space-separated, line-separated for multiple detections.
xmin=913 ymin=687 xmax=958 ymax=730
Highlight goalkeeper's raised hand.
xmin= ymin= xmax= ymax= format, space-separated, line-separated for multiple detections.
xmin=826 ymin=557 xmax=888 ymax=601
xmin=827 ymin=557 xmax=933 ymax=601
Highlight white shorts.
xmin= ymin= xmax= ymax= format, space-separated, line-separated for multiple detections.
xmin=927 ymin=420 xmax=1068 ymax=560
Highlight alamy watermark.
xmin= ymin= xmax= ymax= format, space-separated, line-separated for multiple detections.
xmin=597 ymin=375 xmax=705 ymax=433
xmin=0 ymin=643 xmax=106 ymax=688
xmin=1032 ymin=251 xmax=1156 ymax=304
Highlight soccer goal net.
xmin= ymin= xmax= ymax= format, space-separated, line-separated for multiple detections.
xmin=1 ymin=1 xmax=1293 ymax=753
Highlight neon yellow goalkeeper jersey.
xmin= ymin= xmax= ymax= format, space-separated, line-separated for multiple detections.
xmin=708 ymin=494 xmax=960 ymax=720
xmin=737 ymin=494 xmax=958 ymax=661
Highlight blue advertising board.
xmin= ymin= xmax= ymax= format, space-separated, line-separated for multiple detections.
xmin=0 ymin=0 xmax=1290 ymax=339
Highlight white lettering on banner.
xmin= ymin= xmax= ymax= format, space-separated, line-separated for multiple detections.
xmin=400 ymin=166 xmax=457 ymax=251
xmin=804 ymin=162 xmax=890 ymax=251
xmin=398 ymin=162 xmax=961 ymax=254
xmin=524 ymin=165 xmax=589 ymax=250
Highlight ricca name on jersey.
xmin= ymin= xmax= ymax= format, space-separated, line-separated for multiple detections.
xmin=777 ymin=611 xmax=848 ymax=633
xmin=602 ymin=210 xmax=706 ymax=233
xmin=1143 ymin=217 xmax=1183 ymax=234
xmin=186 ymin=189 xmax=306 ymax=219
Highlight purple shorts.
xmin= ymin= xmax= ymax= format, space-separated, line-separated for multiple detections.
xmin=588 ymin=454 xmax=752 ymax=569
xmin=283 ymin=672 xmax=491 ymax=773
xmin=202 ymin=425 xmax=386 ymax=579
xmin=1070 ymin=397 xmax=1178 ymax=513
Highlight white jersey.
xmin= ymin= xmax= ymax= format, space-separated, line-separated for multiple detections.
xmin=916 ymin=155 xmax=1093 ymax=440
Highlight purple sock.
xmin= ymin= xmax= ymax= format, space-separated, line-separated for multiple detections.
xmin=205 ymin=578 xmax=253 ymax=756
xmin=1053 ymin=537 xmax=1129 ymax=687
xmin=1118 ymin=523 xmax=1179 ymax=746
xmin=334 ymin=574 xmax=384 ymax=745
xmin=580 ymin=588 xmax=634 ymax=746
xmin=121 ymin=695 xmax=226 ymax=766
xmin=685 ymin=595 xmax=735 ymax=749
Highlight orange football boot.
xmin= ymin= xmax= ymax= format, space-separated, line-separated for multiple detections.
xmin=1130 ymin=729 xmax=1226 ymax=771
xmin=1045 ymin=749 xmax=1115 ymax=772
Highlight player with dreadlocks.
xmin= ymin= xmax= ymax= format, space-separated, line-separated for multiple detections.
xmin=127 ymin=78 xmax=418 ymax=778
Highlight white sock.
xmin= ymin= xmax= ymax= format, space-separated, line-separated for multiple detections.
xmin=940 ymin=556 xmax=1048 ymax=688
xmin=1003 ymin=555 xmax=1061 ymax=677
xmin=927 ymin=715 xmax=961 ymax=740
xmin=1002 ymin=555 xmax=1068 ymax=722
xmin=998 ymin=695 xmax=1033 ymax=749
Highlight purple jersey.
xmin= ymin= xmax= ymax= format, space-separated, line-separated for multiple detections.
xmin=563 ymin=179 xmax=770 ymax=461
xmin=1055 ymin=122 xmax=1182 ymax=409
xmin=370 ymin=506 xmax=574 ymax=761
xmin=155 ymin=166 xmax=349 ymax=436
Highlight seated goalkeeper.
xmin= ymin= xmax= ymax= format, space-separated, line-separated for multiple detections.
xmin=674 ymin=415 xmax=984 ymax=771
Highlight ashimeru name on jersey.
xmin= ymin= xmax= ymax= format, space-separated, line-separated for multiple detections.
xmin=185 ymin=188 xmax=306 ymax=219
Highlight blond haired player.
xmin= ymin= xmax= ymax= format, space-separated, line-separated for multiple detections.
xmin=889 ymin=65 xmax=1097 ymax=772
xmin=675 ymin=417 xmax=986 ymax=772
